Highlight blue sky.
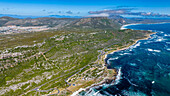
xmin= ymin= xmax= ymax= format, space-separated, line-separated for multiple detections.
xmin=0 ymin=0 xmax=170 ymax=16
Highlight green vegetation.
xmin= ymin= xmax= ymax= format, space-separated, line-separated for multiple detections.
xmin=0 ymin=30 xmax=65 ymax=50
xmin=0 ymin=17 xmax=153 ymax=96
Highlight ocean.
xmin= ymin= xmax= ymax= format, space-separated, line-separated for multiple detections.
xmin=80 ymin=23 xmax=170 ymax=96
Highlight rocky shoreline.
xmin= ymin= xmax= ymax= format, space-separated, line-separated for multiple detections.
xmin=70 ymin=29 xmax=156 ymax=96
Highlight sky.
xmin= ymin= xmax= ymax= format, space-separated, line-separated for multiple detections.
xmin=0 ymin=0 xmax=170 ymax=17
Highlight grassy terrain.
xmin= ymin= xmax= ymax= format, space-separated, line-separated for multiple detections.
xmin=0 ymin=30 xmax=66 ymax=50
xmin=0 ymin=24 xmax=153 ymax=96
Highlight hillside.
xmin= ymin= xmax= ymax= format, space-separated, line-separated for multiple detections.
xmin=0 ymin=16 xmax=19 ymax=26
xmin=0 ymin=16 xmax=121 ymax=29
xmin=0 ymin=17 xmax=77 ymax=28
xmin=66 ymin=17 xmax=121 ymax=30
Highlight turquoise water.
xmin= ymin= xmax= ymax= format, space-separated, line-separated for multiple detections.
xmin=81 ymin=23 xmax=170 ymax=96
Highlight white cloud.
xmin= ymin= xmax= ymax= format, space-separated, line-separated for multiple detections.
xmin=85 ymin=13 xmax=109 ymax=17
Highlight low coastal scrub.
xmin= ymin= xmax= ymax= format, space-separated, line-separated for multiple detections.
xmin=0 ymin=27 xmax=153 ymax=95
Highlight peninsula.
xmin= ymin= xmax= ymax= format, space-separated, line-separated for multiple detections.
xmin=0 ymin=17 xmax=155 ymax=96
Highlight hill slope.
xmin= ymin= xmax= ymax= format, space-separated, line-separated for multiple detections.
xmin=66 ymin=17 xmax=121 ymax=30
xmin=0 ymin=17 xmax=77 ymax=28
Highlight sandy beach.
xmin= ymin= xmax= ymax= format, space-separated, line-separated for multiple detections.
xmin=120 ymin=23 xmax=141 ymax=30
xmin=121 ymin=22 xmax=170 ymax=30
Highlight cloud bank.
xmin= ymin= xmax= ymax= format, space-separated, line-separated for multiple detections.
xmin=88 ymin=8 xmax=170 ymax=17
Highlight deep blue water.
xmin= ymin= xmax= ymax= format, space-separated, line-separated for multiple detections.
xmin=80 ymin=23 xmax=170 ymax=96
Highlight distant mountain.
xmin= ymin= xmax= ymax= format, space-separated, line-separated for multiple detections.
xmin=0 ymin=14 xmax=42 ymax=19
xmin=0 ymin=16 xmax=19 ymax=26
xmin=0 ymin=14 xmax=81 ymax=19
xmin=0 ymin=15 xmax=170 ymax=30
xmin=49 ymin=15 xmax=81 ymax=18
xmin=66 ymin=17 xmax=121 ymax=30
xmin=124 ymin=17 xmax=170 ymax=24
xmin=108 ymin=15 xmax=126 ymax=25
xmin=0 ymin=16 xmax=122 ymax=30
xmin=0 ymin=16 xmax=78 ymax=28
xmin=108 ymin=15 xmax=170 ymax=24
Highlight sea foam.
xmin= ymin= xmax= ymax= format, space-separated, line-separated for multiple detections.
xmin=147 ymin=48 xmax=161 ymax=52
